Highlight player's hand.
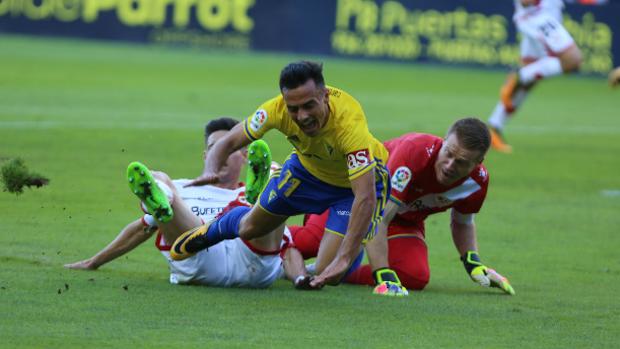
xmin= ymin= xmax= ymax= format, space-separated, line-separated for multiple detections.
xmin=609 ymin=67 xmax=620 ymax=87
xmin=461 ymin=251 xmax=515 ymax=295
xmin=64 ymin=258 xmax=97 ymax=270
xmin=373 ymin=281 xmax=409 ymax=296
xmin=372 ymin=268 xmax=409 ymax=296
xmin=310 ymin=257 xmax=350 ymax=287
xmin=183 ymin=172 xmax=220 ymax=187
xmin=294 ymin=275 xmax=322 ymax=290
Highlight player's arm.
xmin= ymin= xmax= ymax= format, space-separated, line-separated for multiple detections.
xmin=366 ymin=200 xmax=398 ymax=269
xmin=311 ymin=169 xmax=376 ymax=286
xmin=364 ymin=200 xmax=409 ymax=295
xmin=64 ymin=219 xmax=155 ymax=270
xmin=451 ymin=210 xmax=515 ymax=295
xmin=186 ymin=122 xmax=253 ymax=187
xmin=281 ymin=246 xmax=321 ymax=290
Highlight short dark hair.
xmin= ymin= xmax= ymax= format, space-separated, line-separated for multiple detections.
xmin=279 ymin=61 xmax=325 ymax=91
xmin=205 ymin=117 xmax=239 ymax=142
xmin=446 ymin=117 xmax=491 ymax=155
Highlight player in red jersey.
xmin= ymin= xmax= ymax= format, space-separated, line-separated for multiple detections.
xmin=289 ymin=118 xmax=515 ymax=294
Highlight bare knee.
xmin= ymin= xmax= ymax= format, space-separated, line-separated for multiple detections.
xmin=152 ymin=171 xmax=178 ymax=203
xmin=152 ymin=171 xmax=172 ymax=185
xmin=237 ymin=212 xmax=269 ymax=240
xmin=560 ymin=46 xmax=582 ymax=73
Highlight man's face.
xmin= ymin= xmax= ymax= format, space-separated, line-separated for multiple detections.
xmin=434 ymin=133 xmax=484 ymax=186
xmin=205 ymin=130 xmax=246 ymax=183
xmin=282 ymin=79 xmax=330 ymax=137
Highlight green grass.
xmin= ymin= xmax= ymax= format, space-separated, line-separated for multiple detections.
xmin=1 ymin=34 xmax=619 ymax=348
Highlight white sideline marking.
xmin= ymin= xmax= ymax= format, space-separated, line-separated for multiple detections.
xmin=509 ymin=125 xmax=620 ymax=135
xmin=601 ymin=190 xmax=620 ymax=197
xmin=0 ymin=120 xmax=200 ymax=130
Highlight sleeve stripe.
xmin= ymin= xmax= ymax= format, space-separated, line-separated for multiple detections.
xmin=348 ymin=161 xmax=377 ymax=180
xmin=243 ymin=120 xmax=258 ymax=141
xmin=389 ymin=196 xmax=403 ymax=206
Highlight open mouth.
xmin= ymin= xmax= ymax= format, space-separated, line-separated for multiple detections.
xmin=441 ymin=169 xmax=454 ymax=180
xmin=300 ymin=119 xmax=317 ymax=133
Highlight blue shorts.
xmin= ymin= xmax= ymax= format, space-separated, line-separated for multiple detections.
xmin=258 ymin=153 xmax=390 ymax=241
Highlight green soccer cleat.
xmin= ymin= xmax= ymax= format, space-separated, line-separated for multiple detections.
xmin=245 ymin=140 xmax=272 ymax=205
xmin=127 ymin=161 xmax=173 ymax=223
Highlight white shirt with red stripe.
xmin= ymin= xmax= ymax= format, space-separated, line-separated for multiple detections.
xmin=157 ymin=180 xmax=283 ymax=288
xmin=385 ymin=133 xmax=489 ymax=228
xmin=514 ymin=0 xmax=564 ymax=22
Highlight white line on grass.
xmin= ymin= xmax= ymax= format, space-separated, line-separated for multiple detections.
xmin=601 ymin=190 xmax=620 ymax=197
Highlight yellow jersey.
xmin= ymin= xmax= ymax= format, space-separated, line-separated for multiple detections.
xmin=243 ymin=86 xmax=388 ymax=188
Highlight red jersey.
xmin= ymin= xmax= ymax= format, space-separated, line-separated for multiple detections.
xmin=385 ymin=133 xmax=489 ymax=227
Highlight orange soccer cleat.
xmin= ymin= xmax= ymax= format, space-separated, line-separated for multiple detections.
xmin=500 ymin=72 xmax=520 ymax=113
xmin=488 ymin=126 xmax=513 ymax=154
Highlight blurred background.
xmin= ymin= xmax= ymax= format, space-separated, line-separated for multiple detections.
xmin=0 ymin=0 xmax=617 ymax=74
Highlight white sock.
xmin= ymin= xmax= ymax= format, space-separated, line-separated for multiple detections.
xmin=488 ymin=102 xmax=509 ymax=131
xmin=488 ymin=88 xmax=529 ymax=131
xmin=142 ymin=214 xmax=158 ymax=228
xmin=518 ymin=57 xmax=562 ymax=85
xmin=305 ymin=262 xmax=316 ymax=275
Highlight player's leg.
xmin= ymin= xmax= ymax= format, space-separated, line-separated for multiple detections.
xmin=488 ymin=24 xmax=545 ymax=152
xmin=313 ymin=231 xmax=345 ymax=275
xmin=346 ymin=221 xmax=429 ymax=289
xmin=127 ymin=161 xmax=173 ymax=222
xmin=149 ymin=171 xmax=202 ymax=244
xmin=314 ymin=163 xmax=391 ymax=285
xmin=288 ymin=211 xmax=329 ymax=259
xmin=245 ymin=139 xmax=272 ymax=205
xmin=345 ymin=236 xmax=429 ymax=290
xmin=387 ymin=237 xmax=430 ymax=290
xmin=170 ymin=154 xmax=310 ymax=261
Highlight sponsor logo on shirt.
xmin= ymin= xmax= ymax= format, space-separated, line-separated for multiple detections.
xmin=346 ymin=149 xmax=370 ymax=170
xmin=191 ymin=206 xmax=225 ymax=216
xmin=336 ymin=210 xmax=351 ymax=216
xmin=250 ymin=109 xmax=268 ymax=132
xmin=426 ymin=144 xmax=435 ymax=157
xmin=391 ymin=166 xmax=412 ymax=192
xmin=479 ymin=168 xmax=487 ymax=180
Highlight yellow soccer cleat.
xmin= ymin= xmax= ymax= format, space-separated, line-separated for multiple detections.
xmin=169 ymin=222 xmax=213 ymax=261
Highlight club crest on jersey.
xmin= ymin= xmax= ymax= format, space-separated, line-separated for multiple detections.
xmin=268 ymin=190 xmax=277 ymax=203
xmin=250 ymin=109 xmax=268 ymax=132
xmin=391 ymin=166 xmax=412 ymax=192
xmin=347 ymin=149 xmax=370 ymax=170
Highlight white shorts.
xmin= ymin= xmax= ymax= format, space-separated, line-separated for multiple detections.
xmin=516 ymin=11 xmax=574 ymax=59
xmin=158 ymin=237 xmax=282 ymax=289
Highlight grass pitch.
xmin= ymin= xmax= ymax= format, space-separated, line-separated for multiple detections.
xmin=0 ymin=35 xmax=619 ymax=348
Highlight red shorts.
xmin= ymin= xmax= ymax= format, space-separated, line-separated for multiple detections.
xmin=290 ymin=211 xmax=431 ymax=290
xmin=345 ymin=222 xmax=430 ymax=290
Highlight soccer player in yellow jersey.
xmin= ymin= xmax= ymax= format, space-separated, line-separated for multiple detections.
xmin=170 ymin=61 xmax=403 ymax=291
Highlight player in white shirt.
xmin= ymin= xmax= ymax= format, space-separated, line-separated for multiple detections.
xmin=65 ymin=117 xmax=295 ymax=288
xmin=488 ymin=0 xmax=582 ymax=153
